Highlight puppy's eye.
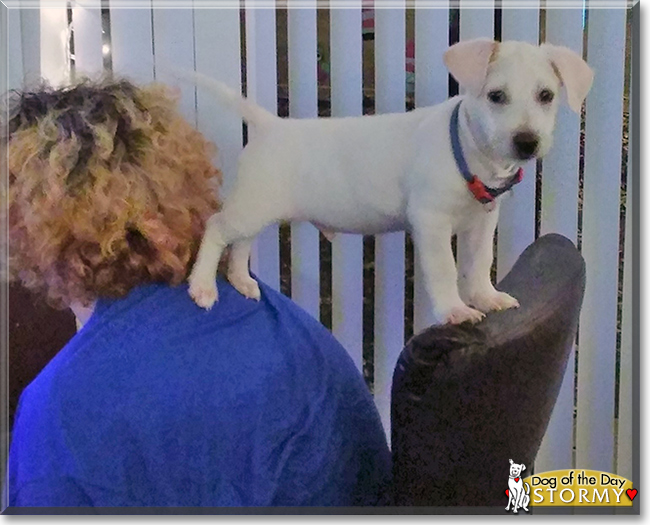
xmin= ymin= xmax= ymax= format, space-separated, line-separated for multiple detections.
xmin=538 ymin=88 xmax=555 ymax=104
xmin=487 ymin=90 xmax=508 ymax=104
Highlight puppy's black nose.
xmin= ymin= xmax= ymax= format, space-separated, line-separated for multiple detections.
xmin=513 ymin=131 xmax=539 ymax=159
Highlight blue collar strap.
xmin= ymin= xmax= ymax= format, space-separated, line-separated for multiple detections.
xmin=450 ymin=101 xmax=523 ymax=204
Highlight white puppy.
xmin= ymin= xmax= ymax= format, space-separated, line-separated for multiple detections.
xmin=187 ymin=39 xmax=593 ymax=325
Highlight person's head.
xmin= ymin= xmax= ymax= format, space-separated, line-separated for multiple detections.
xmin=4 ymin=79 xmax=221 ymax=309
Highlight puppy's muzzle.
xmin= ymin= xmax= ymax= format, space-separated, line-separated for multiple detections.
xmin=512 ymin=131 xmax=539 ymax=160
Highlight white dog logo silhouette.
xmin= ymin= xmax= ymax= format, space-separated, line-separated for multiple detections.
xmin=506 ymin=459 xmax=530 ymax=513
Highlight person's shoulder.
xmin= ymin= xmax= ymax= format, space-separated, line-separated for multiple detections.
xmin=257 ymin=281 xmax=355 ymax=361
xmin=20 ymin=279 xmax=364 ymax=416
xmin=253 ymin=281 xmax=368 ymax=394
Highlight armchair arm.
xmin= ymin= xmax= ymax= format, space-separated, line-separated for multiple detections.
xmin=391 ymin=234 xmax=586 ymax=507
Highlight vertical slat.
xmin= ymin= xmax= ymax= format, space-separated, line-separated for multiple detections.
xmin=576 ymin=8 xmax=626 ymax=473
xmin=72 ymin=1 xmax=103 ymax=78
xmin=152 ymin=5 xmax=196 ymax=123
xmin=535 ymin=6 xmax=584 ymax=474
xmin=0 ymin=4 xmax=7 ymax=96
xmin=288 ymin=2 xmax=320 ymax=319
xmin=40 ymin=3 xmax=69 ymax=86
xmin=194 ymin=8 xmax=242 ymax=196
xmin=455 ymin=3 xmax=494 ymax=331
xmin=413 ymin=1 xmax=449 ymax=333
xmin=616 ymin=45 xmax=633 ymax=481
xmin=330 ymin=5 xmax=364 ymax=370
xmin=7 ymin=7 xmax=24 ymax=89
xmin=374 ymin=4 xmax=406 ymax=438
xmin=459 ymin=0 xmax=494 ymax=41
xmin=496 ymin=2 xmax=539 ymax=280
xmin=20 ymin=8 xmax=41 ymax=84
xmin=109 ymin=6 xmax=154 ymax=83
xmin=540 ymin=9 xmax=583 ymax=242
xmin=245 ymin=5 xmax=281 ymax=291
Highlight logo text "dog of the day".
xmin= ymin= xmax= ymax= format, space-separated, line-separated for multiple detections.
xmin=523 ymin=469 xmax=635 ymax=507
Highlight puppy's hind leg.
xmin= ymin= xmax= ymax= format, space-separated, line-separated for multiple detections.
xmin=191 ymin=151 xmax=286 ymax=308
xmin=189 ymin=199 xmax=278 ymax=308
xmin=227 ymin=237 xmax=260 ymax=300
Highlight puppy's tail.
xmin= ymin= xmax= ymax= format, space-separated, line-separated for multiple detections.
xmin=170 ymin=68 xmax=277 ymax=128
xmin=524 ymin=482 xmax=530 ymax=494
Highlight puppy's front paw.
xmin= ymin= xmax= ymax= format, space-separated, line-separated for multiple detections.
xmin=188 ymin=275 xmax=218 ymax=310
xmin=439 ymin=304 xmax=485 ymax=325
xmin=469 ymin=290 xmax=519 ymax=313
xmin=228 ymin=272 xmax=261 ymax=301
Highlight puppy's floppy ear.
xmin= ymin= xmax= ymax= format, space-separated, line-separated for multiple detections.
xmin=444 ymin=39 xmax=498 ymax=96
xmin=541 ymin=43 xmax=594 ymax=113
xmin=522 ymin=464 xmax=526 ymax=471
xmin=509 ymin=459 xmax=514 ymax=465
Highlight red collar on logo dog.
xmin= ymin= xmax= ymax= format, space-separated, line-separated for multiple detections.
xmin=450 ymin=101 xmax=524 ymax=204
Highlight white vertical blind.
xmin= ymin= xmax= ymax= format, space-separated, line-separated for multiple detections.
xmin=330 ymin=5 xmax=364 ymax=370
xmin=374 ymin=4 xmax=406 ymax=438
xmin=72 ymin=1 xmax=103 ymax=78
xmin=246 ymin=5 xmax=281 ymax=291
xmin=1 ymin=5 xmax=7 ymax=94
xmin=413 ymin=2 xmax=449 ymax=333
xmin=288 ymin=2 xmax=321 ymax=320
xmin=540 ymin=9 xmax=583 ymax=242
xmin=194 ymin=8 xmax=242 ymax=195
xmin=459 ymin=0 xmax=494 ymax=41
xmin=152 ymin=6 xmax=197 ymax=123
xmin=20 ymin=8 xmax=41 ymax=84
xmin=109 ymin=7 xmax=154 ymax=83
xmin=40 ymin=3 xmax=69 ymax=86
xmin=576 ymin=7 xmax=627 ymax=474
xmin=7 ymin=7 xmax=24 ymax=90
xmin=535 ymin=6 xmax=585 ymax=474
xmin=455 ymin=2 xmax=494 ymax=340
xmin=497 ymin=2 xmax=539 ymax=280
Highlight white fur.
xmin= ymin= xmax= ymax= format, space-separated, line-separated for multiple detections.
xmin=187 ymin=40 xmax=593 ymax=325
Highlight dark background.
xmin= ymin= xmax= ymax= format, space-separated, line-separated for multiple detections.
xmin=8 ymin=285 xmax=76 ymax=426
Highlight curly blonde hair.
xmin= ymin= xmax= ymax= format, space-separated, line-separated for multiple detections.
xmin=4 ymin=79 xmax=221 ymax=308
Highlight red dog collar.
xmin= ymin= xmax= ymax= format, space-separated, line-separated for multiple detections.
xmin=450 ymin=101 xmax=524 ymax=204
xmin=467 ymin=168 xmax=524 ymax=205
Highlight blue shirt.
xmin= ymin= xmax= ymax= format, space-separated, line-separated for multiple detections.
xmin=8 ymin=278 xmax=391 ymax=507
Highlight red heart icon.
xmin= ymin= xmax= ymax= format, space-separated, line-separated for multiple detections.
xmin=515 ymin=477 xmax=520 ymax=482
xmin=626 ymin=489 xmax=637 ymax=501
xmin=505 ymin=489 xmax=509 ymax=497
